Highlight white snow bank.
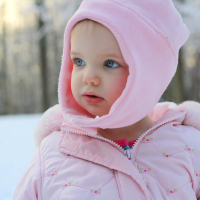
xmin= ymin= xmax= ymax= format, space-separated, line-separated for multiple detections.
xmin=0 ymin=114 xmax=42 ymax=200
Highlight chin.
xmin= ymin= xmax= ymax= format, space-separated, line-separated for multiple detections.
xmin=87 ymin=108 xmax=109 ymax=118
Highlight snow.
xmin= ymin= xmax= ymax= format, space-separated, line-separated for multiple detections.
xmin=0 ymin=114 xmax=42 ymax=200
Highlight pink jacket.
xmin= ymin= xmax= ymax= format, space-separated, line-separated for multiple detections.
xmin=13 ymin=101 xmax=200 ymax=200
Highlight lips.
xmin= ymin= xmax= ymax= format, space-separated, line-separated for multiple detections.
xmin=83 ymin=91 xmax=103 ymax=98
xmin=83 ymin=91 xmax=104 ymax=104
xmin=83 ymin=95 xmax=104 ymax=104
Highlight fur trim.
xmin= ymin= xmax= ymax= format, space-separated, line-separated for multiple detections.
xmin=148 ymin=101 xmax=177 ymax=122
xmin=177 ymin=100 xmax=200 ymax=131
xmin=33 ymin=104 xmax=63 ymax=147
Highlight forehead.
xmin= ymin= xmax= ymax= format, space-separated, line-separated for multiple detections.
xmin=70 ymin=24 xmax=122 ymax=59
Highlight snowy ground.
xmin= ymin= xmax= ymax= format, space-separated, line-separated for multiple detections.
xmin=0 ymin=114 xmax=42 ymax=200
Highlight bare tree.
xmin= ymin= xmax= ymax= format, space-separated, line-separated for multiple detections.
xmin=162 ymin=0 xmax=200 ymax=103
xmin=35 ymin=0 xmax=49 ymax=111
xmin=162 ymin=47 xmax=185 ymax=103
xmin=0 ymin=1 xmax=8 ymax=114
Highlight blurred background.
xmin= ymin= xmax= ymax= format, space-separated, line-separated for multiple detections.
xmin=0 ymin=0 xmax=200 ymax=199
xmin=0 ymin=0 xmax=200 ymax=115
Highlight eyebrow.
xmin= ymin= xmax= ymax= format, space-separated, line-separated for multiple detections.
xmin=70 ymin=51 xmax=120 ymax=59
xmin=70 ymin=51 xmax=83 ymax=56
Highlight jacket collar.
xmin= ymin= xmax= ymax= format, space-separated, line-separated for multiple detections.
xmin=59 ymin=107 xmax=186 ymax=175
xmin=34 ymin=100 xmax=200 ymax=147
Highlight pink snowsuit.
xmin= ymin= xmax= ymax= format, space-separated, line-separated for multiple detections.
xmin=13 ymin=0 xmax=200 ymax=199
xmin=13 ymin=101 xmax=200 ymax=199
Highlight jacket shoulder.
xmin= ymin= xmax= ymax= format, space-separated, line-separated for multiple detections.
xmin=13 ymin=148 xmax=42 ymax=200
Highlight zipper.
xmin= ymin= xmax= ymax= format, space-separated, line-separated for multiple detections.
xmin=131 ymin=111 xmax=185 ymax=159
xmin=63 ymin=127 xmax=124 ymax=153
xmin=62 ymin=111 xmax=185 ymax=160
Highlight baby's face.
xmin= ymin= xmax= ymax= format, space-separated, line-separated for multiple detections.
xmin=70 ymin=24 xmax=129 ymax=117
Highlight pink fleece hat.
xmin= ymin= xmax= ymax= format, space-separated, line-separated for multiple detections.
xmin=58 ymin=0 xmax=190 ymax=132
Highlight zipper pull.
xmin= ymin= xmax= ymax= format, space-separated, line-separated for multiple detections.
xmin=123 ymin=149 xmax=134 ymax=162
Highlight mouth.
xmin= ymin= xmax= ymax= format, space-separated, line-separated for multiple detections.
xmin=83 ymin=93 xmax=104 ymax=104
xmin=83 ymin=92 xmax=103 ymax=98
xmin=85 ymin=95 xmax=99 ymax=98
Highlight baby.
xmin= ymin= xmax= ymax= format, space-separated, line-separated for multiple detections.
xmin=13 ymin=0 xmax=200 ymax=199
xmin=70 ymin=20 xmax=155 ymax=142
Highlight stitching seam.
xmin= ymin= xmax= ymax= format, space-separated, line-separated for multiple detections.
xmin=39 ymin=146 xmax=44 ymax=200
xmin=114 ymin=170 xmax=123 ymax=200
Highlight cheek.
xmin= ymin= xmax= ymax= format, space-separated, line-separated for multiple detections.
xmin=106 ymin=70 xmax=129 ymax=102
xmin=71 ymin=72 xmax=80 ymax=97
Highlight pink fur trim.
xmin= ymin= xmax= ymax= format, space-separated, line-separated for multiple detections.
xmin=148 ymin=101 xmax=177 ymax=122
xmin=177 ymin=100 xmax=200 ymax=131
xmin=33 ymin=104 xmax=63 ymax=147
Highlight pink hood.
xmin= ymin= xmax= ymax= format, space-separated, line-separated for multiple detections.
xmin=58 ymin=0 xmax=190 ymax=131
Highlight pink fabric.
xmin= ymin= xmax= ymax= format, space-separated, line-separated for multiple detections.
xmin=14 ymin=101 xmax=200 ymax=200
xmin=33 ymin=104 xmax=63 ymax=147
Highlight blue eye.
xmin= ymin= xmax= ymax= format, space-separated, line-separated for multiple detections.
xmin=72 ymin=58 xmax=119 ymax=68
xmin=105 ymin=60 xmax=119 ymax=68
xmin=73 ymin=58 xmax=86 ymax=66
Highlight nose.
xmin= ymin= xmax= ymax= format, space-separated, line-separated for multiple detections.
xmin=82 ymin=67 xmax=101 ymax=86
